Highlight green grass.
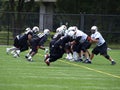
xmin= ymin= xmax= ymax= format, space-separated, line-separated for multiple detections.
xmin=0 ymin=46 xmax=120 ymax=90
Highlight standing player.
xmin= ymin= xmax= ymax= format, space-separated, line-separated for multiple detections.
xmin=89 ymin=26 xmax=116 ymax=65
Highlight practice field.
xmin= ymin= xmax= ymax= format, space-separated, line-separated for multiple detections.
xmin=0 ymin=46 xmax=120 ymax=90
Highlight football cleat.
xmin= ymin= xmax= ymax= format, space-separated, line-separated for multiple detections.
xmin=13 ymin=53 xmax=19 ymax=58
xmin=27 ymin=58 xmax=33 ymax=62
xmin=27 ymin=56 xmax=33 ymax=62
xmin=25 ymin=53 xmax=30 ymax=59
xmin=75 ymin=59 xmax=83 ymax=62
xmin=45 ymin=59 xmax=50 ymax=66
xmin=83 ymin=59 xmax=91 ymax=64
xmin=111 ymin=61 xmax=116 ymax=65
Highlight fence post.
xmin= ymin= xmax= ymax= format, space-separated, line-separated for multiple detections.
xmin=39 ymin=3 xmax=45 ymax=31
xmin=80 ymin=13 xmax=85 ymax=31
xmin=7 ymin=12 xmax=10 ymax=45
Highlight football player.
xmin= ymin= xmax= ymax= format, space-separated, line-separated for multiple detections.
xmin=44 ymin=31 xmax=74 ymax=66
xmin=26 ymin=29 xmax=50 ymax=61
xmin=90 ymin=26 xmax=116 ymax=65
xmin=6 ymin=27 xmax=33 ymax=57
xmin=69 ymin=28 xmax=91 ymax=63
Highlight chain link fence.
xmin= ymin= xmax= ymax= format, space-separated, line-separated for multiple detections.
xmin=0 ymin=12 xmax=120 ymax=45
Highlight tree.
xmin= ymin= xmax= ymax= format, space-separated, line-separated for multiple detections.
xmin=0 ymin=0 xmax=40 ymax=37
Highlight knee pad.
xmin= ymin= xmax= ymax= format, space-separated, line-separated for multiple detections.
xmin=104 ymin=55 xmax=110 ymax=59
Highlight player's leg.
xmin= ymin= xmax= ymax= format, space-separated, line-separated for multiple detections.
xmin=26 ymin=43 xmax=38 ymax=62
xmin=90 ymin=53 xmax=94 ymax=60
xmin=75 ymin=43 xmax=83 ymax=62
xmin=7 ymin=37 xmax=20 ymax=55
xmin=102 ymin=54 xmax=116 ymax=65
xmin=45 ymin=48 xmax=64 ymax=66
xmin=89 ymin=46 xmax=99 ymax=63
xmin=100 ymin=43 xmax=116 ymax=65
xmin=65 ymin=43 xmax=73 ymax=61
xmin=6 ymin=46 xmax=18 ymax=54
xmin=81 ymin=41 xmax=91 ymax=63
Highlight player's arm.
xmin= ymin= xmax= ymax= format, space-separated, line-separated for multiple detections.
xmin=70 ymin=40 xmax=76 ymax=45
xmin=70 ymin=36 xmax=81 ymax=45
xmin=39 ymin=36 xmax=48 ymax=50
xmin=39 ymin=46 xmax=45 ymax=50
xmin=91 ymin=38 xmax=99 ymax=43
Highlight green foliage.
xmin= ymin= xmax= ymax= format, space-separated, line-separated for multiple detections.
xmin=0 ymin=46 xmax=120 ymax=90
xmin=0 ymin=0 xmax=120 ymax=14
xmin=0 ymin=0 xmax=40 ymax=12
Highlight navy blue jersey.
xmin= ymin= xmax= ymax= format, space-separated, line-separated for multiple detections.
xmin=38 ymin=34 xmax=48 ymax=46
xmin=30 ymin=35 xmax=40 ymax=46
xmin=17 ymin=32 xmax=33 ymax=51
xmin=54 ymin=35 xmax=71 ymax=49
xmin=50 ymin=33 xmax=62 ymax=49
xmin=19 ymin=32 xmax=33 ymax=41
xmin=48 ymin=36 xmax=71 ymax=62
xmin=30 ymin=34 xmax=48 ymax=47
xmin=52 ymin=33 xmax=62 ymax=41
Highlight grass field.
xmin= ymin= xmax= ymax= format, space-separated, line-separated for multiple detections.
xmin=0 ymin=46 xmax=120 ymax=90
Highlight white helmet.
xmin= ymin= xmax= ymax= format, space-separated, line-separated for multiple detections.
xmin=60 ymin=25 xmax=67 ymax=30
xmin=25 ymin=27 xmax=32 ymax=34
xmin=68 ymin=26 xmax=77 ymax=32
xmin=56 ymin=27 xmax=64 ymax=35
xmin=32 ymin=26 xmax=39 ymax=33
xmin=72 ymin=26 xmax=78 ymax=31
xmin=44 ymin=29 xmax=50 ymax=35
xmin=91 ymin=26 xmax=98 ymax=31
xmin=25 ymin=27 xmax=31 ymax=31
xmin=68 ymin=30 xmax=76 ymax=39
xmin=56 ymin=27 xmax=61 ymax=33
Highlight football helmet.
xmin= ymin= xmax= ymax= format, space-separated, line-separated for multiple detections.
xmin=44 ymin=29 xmax=50 ymax=35
xmin=32 ymin=26 xmax=39 ymax=33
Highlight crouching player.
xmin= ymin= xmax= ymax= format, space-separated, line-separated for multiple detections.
xmin=44 ymin=31 xmax=74 ymax=66
xmin=26 ymin=29 xmax=50 ymax=61
xmin=90 ymin=26 xmax=116 ymax=65
xmin=6 ymin=27 xmax=33 ymax=57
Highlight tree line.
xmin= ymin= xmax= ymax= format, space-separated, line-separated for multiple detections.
xmin=0 ymin=0 xmax=120 ymax=14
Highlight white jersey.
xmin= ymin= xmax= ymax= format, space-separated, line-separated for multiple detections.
xmin=76 ymin=30 xmax=88 ymax=43
xmin=64 ymin=29 xmax=69 ymax=36
xmin=91 ymin=31 xmax=105 ymax=46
